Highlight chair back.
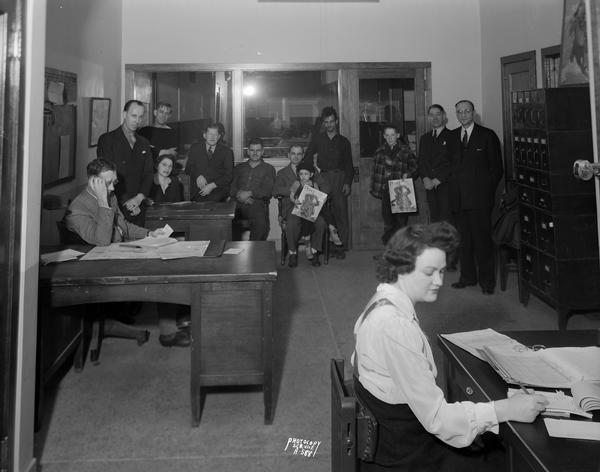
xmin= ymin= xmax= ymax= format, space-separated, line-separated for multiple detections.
xmin=331 ymin=358 xmax=359 ymax=472
xmin=177 ymin=173 xmax=191 ymax=201
xmin=56 ymin=220 xmax=87 ymax=245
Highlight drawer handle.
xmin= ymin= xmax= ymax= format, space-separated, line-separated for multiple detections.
xmin=465 ymin=386 xmax=474 ymax=396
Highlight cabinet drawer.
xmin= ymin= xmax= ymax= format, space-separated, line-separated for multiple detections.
xmin=518 ymin=187 xmax=534 ymax=206
xmin=538 ymin=254 xmax=557 ymax=299
xmin=519 ymin=206 xmax=536 ymax=245
xmin=446 ymin=362 xmax=487 ymax=403
xmin=535 ymin=190 xmax=551 ymax=211
xmin=537 ymin=212 xmax=555 ymax=254
xmin=520 ymin=246 xmax=538 ymax=285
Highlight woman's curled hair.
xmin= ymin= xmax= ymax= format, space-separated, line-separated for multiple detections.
xmin=376 ymin=222 xmax=460 ymax=283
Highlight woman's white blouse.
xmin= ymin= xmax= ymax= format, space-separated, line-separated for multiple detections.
xmin=352 ymin=283 xmax=499 ymax=448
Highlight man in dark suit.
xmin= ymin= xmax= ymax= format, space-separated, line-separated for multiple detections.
xmin=418 ymin=104 xmax=453 ymax=224
xmin=97 ymin=99 xmax=154 ymax=226
xmin=449 ymin=100 xmax=503 ymax=294
xmin=185 ymin=122 xmax=234 ymax=202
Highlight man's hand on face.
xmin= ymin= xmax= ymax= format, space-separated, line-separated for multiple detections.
xmin=89 ymin=176 xmax=109 ymax=207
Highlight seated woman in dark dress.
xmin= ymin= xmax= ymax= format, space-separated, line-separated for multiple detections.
xmin=147 ymin=154 xmax=190 ymax=347
xmin=148 ymin=154 xmax=183 ymax=204
xmin=352 ymin=222 xmax=548 ymax=471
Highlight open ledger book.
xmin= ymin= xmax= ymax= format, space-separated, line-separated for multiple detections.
xmin=481 ymin=344 xmax=600 ymax=389
xmin=508 ymin=381 xmax=600 ymax=418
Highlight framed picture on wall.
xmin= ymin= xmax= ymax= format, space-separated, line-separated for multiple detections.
xmin=89 ymin=97 xmax=111 ymax=147
xmin=558 ymin=0 xmax=589 ymax=86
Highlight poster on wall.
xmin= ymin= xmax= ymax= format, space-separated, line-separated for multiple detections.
xmin=559 ymin=0 xmax=589 ymax=86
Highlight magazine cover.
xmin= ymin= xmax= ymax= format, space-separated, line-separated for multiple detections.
xmin=388 ymin=178 xmax=417 ymax=214
xmin=291 ymin=185 xmax=328 ymax=222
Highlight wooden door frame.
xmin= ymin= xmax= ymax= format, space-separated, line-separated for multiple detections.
xmin=0 ymin=0 xmax=25 ymax=469
xmin=501 ymin=51 xmax=537 ymax=182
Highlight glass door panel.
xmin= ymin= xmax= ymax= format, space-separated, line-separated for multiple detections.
xmin=242 ymin=70 xmax=338 ymax=160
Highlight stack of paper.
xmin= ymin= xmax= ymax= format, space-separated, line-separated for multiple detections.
xmin=440 ymin=328 xmax=526 ymax=361
xmin=544 ymin=418 xmax=600 ymax=441
xmin=40 ymin=249 xmax=85 ymax=265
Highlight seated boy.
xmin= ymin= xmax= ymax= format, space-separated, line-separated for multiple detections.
xmin=282 ymin=160 xmax=328 ymax=268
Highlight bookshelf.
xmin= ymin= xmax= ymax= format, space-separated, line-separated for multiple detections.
xmin=541 ymin=45 xmax=560 ymax=88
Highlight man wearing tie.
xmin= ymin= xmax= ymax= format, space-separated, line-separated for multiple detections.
xmin=418 ymin=104 xmax=453 ymax=224
xmin=185 ymin=122 xmax=234 ymax=202
xmin=97 ymin=100 xmax=154 ymax=226
xmin=449 ymin=100 xmax=503 ymax=294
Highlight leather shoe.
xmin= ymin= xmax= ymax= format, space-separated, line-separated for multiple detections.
xmin=136 ymin=330 xmax=150 ymax=346
xmin=159 ymin=329 xmax=191 ymax=347
xmin=288 ymin=253 xmax=298 ymax=268
xmin=451 ymin=281 xmax=476 ymax=289
xmin=311 ymin=253 xmax=321 ymax=267
xmin=482 ymin=288 xmax=494 ymax=295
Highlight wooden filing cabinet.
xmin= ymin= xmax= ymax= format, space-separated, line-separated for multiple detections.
xmin=512 ymin=87 xmax=600 ymax=329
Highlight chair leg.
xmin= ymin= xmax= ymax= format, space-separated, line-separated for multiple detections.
xmin=323 ymin=227 xmax=329 ymax=265
xmin=281 ymin=227 xmax=287 ymax=265
xmin=89 ymin=320 xmax=102 ymax=365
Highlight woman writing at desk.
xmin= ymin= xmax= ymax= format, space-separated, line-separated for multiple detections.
xmin=352 ymin=222 xmax=548 ymax=471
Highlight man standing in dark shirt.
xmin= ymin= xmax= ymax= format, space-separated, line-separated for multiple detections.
xmin=303 ymin=106 xmax=353 ymax=251
xmin=185 ymin=122 xmax=233 ymax=202
xmin=138 ymin=101 xmax=178 ymax=161
xmin=97 ymin=100 xmax=153 ymax=226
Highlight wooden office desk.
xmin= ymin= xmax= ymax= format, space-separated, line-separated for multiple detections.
xmin=38 ymin=241 xmax=277 ymax=426
xmin=438 ymin=330 xmax=599 ymax=472
xmin=145 ymin=200 xmax=235 ymax=241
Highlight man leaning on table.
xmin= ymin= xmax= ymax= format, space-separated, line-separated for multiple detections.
xmin=63 ymin=158 xmax=190 ymax=347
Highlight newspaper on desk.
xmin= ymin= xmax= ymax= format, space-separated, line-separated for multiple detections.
xmin=80 ymin=241 xmax=211 ymax=261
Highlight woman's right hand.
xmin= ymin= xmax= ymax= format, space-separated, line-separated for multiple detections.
xmin=494 ymin=394 xmax=548 ymax=423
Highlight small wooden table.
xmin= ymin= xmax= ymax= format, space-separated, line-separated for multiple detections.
xmin=438 ymin=330 xmax=600 ymax=472
xmin=38 ymin=241 xmax=277 ymax=426
xmin=145 ymin=201 xmax=236 ymax=241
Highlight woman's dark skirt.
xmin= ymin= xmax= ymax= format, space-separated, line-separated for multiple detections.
xmin=353 ymin=377 xmax=504 ymax=472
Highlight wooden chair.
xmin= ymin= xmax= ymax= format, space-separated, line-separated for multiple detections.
xmin=331 ymin=358 xmax=378 ymax=472
xmin=278 ymin=196 xmax=329 ymax=266
xmin=176 ymin=172 xmax=191 ymax=201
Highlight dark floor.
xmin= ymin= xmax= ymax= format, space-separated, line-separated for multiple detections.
xmin=35 ymin=249 xmax=600 ymax=471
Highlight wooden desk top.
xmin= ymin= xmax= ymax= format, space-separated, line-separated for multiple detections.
xmin=438 ymin=330 xmax=600 ymax=472
xmin=145 ymin=201 xmax=236 ymax=221
xmin=39 ymin=241 xmax=277 ymax=287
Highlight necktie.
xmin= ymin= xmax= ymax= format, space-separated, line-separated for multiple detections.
xmin=432 ymin=129 xmax=437 ymax=139
xmin=207 ymin=145 xmax=214 ymax=157
xmin=462 ymin=129 xmax=468 ymax=147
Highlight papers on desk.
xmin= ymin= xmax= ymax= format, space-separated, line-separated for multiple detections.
xmin=80 ymin=241 xmax=211 ymax=260
xmin=482 ymin=345 xmax=600 ymax=388
xmin=442 ymin=329 xmax=600 ymax=388
xmin=544 ymin=418 xmax=600 ymax=441
xmin=119 ymin=236 xmax=177 ymax=249
xmin=440 ymin=328 xmax=526 ymax=361
xmin=40 ymin=249 xmax=85 ymax=265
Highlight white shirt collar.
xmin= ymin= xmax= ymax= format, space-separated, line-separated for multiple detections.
xmin=462 ymin=123 xmax=474 ymax=139
xmin=376 ymin=283 xmax=419 ymax=324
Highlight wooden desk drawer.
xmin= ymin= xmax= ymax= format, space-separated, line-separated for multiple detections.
xmin=446 ymin=362 xmax=487 ymax=403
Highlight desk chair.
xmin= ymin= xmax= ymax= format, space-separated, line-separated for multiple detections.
xmin=331 ymin=359 xmax=378 ymax=472
xmin=278 ymin=196 xmax=329 ymax=266
xmin=176 ymin=172 xmax=191 ymax=201
xmin=43 ymin=194 xmax=149 ymax=368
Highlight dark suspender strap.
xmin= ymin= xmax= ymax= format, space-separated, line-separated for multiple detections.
xmin=353 ymin=298 xmax=394 ymax=379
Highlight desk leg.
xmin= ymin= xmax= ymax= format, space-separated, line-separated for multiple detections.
xmin=190 ymin=291 xmax=203 ymax=427
xmin=263 ymin=285 xmax=274 ymax=425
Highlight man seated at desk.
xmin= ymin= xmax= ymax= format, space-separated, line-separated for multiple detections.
xmin=64 ymin=158 xmax=191 ymax=347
